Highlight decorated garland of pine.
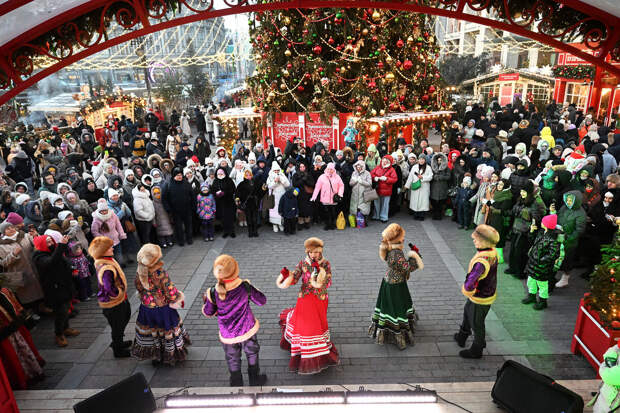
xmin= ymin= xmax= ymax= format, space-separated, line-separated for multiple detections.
xmin=552 ymin=64 xmax=595 ymax=80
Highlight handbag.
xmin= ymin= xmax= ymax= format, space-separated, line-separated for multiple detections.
xmin=123 ymin=218 xmax=136 ymax=233
xmin=363 ymin=188 xmax=379 ymax=202
xmin=336 ymin=212 xmax=346 ymax=230
xmin=410 ymin=178 xmax=422 ymax=191
xmin=262 ymin=191 xmax=275 ymax=210
xmin=328 ymin=178 xmax=342 ymax=203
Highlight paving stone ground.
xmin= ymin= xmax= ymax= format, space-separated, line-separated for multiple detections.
xmin=26 ymin=210 xmax=596 ymax=391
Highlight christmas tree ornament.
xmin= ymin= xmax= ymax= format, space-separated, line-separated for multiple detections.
xmin=403 ymin=60 xmax=413 ymax=70
xmin=396 ymin=39 xmax=404 ymax=48
xmin=385 ymin=72 xmax=395 ymax=83
xmin=407 ymin=36 xmax=414 ymax=44
xmin=372 ymin=10 xmax=381 ymax=21
xmin=284 ymin=49 xmax=292 ymax=57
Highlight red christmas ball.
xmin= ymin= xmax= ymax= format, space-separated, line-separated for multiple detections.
xmin=380 ymin=45 xmax=386 ymax=51
xmin=396 ymin=39 xmax=404 ymax=48
xmin=288 ymin=43 xmax=292 ymax=48
xmin=303 ymin=29 xmax=309 ymax=36
xmin=422 ymin=94 xmax=429 ymax=101
xmin=428 ymin=85 xmax=436 ymax=93
xmin=335 ymin=67 xmax=340 ymax=72
xmin=372 ymin=36 xmax=378 ymax=42
xmin=305 ymin=73 xmax=311 ymax=79
xmin=377 ymin=62 xmax=384 ymax=69
xmin=286 ymin=63 xmax=292 ymax=69
xmin=264 ymin=44 xmax=270 ymax=50
xmin=338 ymin=79 xmax=343 ymax=84
xmin=399 ymin=95 xmax=405 ymax=102
xmin=350 ymin=98 xmax=356 ymax=104
xmin=400 ymin=105 xmax=406 ymax=112
xmin=368 ymin=81 xmax=376 ymax=88
xmin=328 ymin=37 xmax=335 ymax=45
xmin=297 ymin=86 xmax=304 ymax=92
xmin=403 ymin=60 xmax=413 ymax=70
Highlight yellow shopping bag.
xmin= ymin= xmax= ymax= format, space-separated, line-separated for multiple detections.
xmin=336 ymin=211 xmax=346 ymax=230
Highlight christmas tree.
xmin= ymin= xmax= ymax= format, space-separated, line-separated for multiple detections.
xmin=584 ymin=231 xmax=620 ymax=329
xmin=247 ymin=8 xmax=443 ymax=122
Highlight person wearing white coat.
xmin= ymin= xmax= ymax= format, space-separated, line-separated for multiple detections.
xmin=266 ymin=161 xmax=290 ymax=232
xmin=180 ymin=111 xmax=191 ymax=137
xmin=405 ymin=157 xmax=433 ymax=220
xmin=132 ymin=184 xmax=155 ymax=245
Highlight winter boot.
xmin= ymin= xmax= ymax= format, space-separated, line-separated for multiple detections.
xmin=112 ymin=345 xmax=131 ymax=358
xmin=248 ymin=364 xmax=267 ymax=386
xmin=521 ymin=293 xmax=536 ymax=304
xmin=496 ymin=248 xmax=504 ymax=264
xmin=459 ymin=342 xmax=484 ymax=359
xmin=533 ymin=298 xmax=548 ymax=311
xmin=55 ymin=335 xmax=68 ymax=347
xmin=555 ymin=272 xmax=570 ymax=288
xmin=453 ymin=332 xmax=468 ymax=348
xmin=229 ymin=370 xmax=244 ymax=387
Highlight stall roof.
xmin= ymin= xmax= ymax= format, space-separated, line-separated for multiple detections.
xmin=28 ymin=93 xmax=83 ymax=113
xmin=214 ymin=107 xmax=262 ymax=119
xmin=462 ymin=69 xmax=555 ymax=87
xmin=365 ymin=110 xmax=454 ymax=125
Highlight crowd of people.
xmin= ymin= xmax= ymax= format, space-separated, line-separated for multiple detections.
xmin=0 ymin=97 xmax=618 ymax=392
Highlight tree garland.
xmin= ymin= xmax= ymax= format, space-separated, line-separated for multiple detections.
xmin=552 ymin=64 xmax=595 ymax=80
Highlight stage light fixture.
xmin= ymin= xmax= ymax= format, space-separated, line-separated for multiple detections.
xmin=165 ymin=394 xmax=255 ymax=408
xmin=256 ymin=391 xmax=347 ymax=405
xmin=346 ymin=390 xmax=437 ymax=404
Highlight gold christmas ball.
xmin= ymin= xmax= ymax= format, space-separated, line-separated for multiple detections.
xmin=280 ymin=83 xmax=286 ymax=90
xmin=380 ymin=109 xmax=385 ymax=116
xmin=268 ymin=91 xmax=276 ymax=98
xmin=283 ymin=16 xmax=291 ymax=25
xmin=362 ymin=28 xmax=369 ymax=36
xmin=284 ymin=49 xmax=292 ymax=57
xmin=407 ymin=36 xmax=414 ymax=44
xmin=371 ymin=109 xmax=377 ymax=116
xmin=386 ymin=56 xmax=393 ymax=64
xmin=340 ymin=66 xmax=346 ymax=73
xmin=372 ymin=10 xmax=381 ymax=21
xmin=385 ymin=72 xmax=395 ymax=83
xmin=283 ymin=69 xmax=290 ymax=77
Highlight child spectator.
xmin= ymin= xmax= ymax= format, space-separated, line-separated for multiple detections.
xmin=455 ymin=174 xmax=475 ymax=229
xmin=67 ymin=241 xmax=95 ymax=301
xmin=279 ymin=187 xmax=299 ymax=235
xmin=197 ymin=182 xmax=216 ymax=242
xmin=151 ymin=186 xmax=174 ymax=248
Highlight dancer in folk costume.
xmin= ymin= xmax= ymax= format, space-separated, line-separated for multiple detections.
xmin=369 ymin=223 xmax=424 ymax=349
xmin=276 ymin=237 xmax=339 ymax=374
xmin=131 ymin=243 xmax=191 ymax=365
xmin=202 ymin=255 xmax=267 ymax=387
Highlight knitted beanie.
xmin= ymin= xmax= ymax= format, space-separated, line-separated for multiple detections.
xmin=5 ymin=212 xmax=23 ymax=225
xmin=107 ymin=188 xmax=119 ymax=199
xmin=541 ymin=214 xmax=558 ymax=230
xmin=88 ymin=236 xmax=114 ymax=259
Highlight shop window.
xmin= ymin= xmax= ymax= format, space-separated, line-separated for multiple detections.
xmin=565 ymin=82 xmax=589 ymax=111
xmin=481 ymin=84 xmax=500 ymax=99
xmin=528 ymin=83 xmax=551 ymax=105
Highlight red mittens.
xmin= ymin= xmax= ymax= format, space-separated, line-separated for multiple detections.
xmin=280 ymin=267 xmax=290 ymax=280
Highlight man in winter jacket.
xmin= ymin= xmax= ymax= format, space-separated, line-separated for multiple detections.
xmin=32 ymin=234 xmax=79 ymax=347
xmin=555 ymin=190 xmax=587 ymax=288
xmin=370 ymin=155 xmax=398 ymax=223
xmin=9 ymin=151 xmax=34 ymax=195
xmin=163 ymin=167 xmax=195 ymax=246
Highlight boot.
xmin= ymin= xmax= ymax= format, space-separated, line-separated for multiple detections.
xmin=521 ymin=293 xmax=536 ymax=304
xmin=496 ymin=248 xmax=504 ymax=264
xmin=459 ymin=342 xmax=484 ymax=359
xmin=555 ymin=272 xmax=570 ymax=288
xmin=533 ymin=298 xmax=548 ymax=311
xmin=248 ymin=364 xmax=267 ymax=386
xmin=122 ymin=340 xmax=133 ymax=348
xmin=229 ymin=370 xmax=243 ymax=387
xmin=112 ymin=345 xmax=131 ymax=358
xmin=55 ymin=335 xmax=68 ymax=347
xmin=453 ymin=332 xmax=468 ymax=348
xmin=63 ymin=328 xmax=80 ymax=337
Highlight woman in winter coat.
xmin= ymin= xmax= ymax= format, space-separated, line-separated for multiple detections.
xmin=80 ymin=178 xmax=104 ymax=210
xmin=311 ymin=162 xmax=345 ymax=230
xmin=430 ymin=153 xmax=451 ymax=220
xmin=292 ymin=162 xmax=315 ymax=230
xmin=0 ymin=222 xmax=44 ymax=307
xmin=371 ymin=155 xmax=398 ymax=223
xmin=23 ymin=201 xmax=43 ymax=231
xmin=64 ymin=190 xmax=92 ymax=225
xmin=405 ymin=156 xmax=433 ymax=220
xmin=151 ymin=186 xmax=174 ymax=248
xmin=91 ymin=198 xmax=127 ymax=265
xmin=193 ymin=134 xmax=211 ymax=165
xmin=349 ymin=160 xmax=372 ymax=218
xmin=180 ymin=111 xmax=191 ymax=137
xmin=555 ymin=190 xmax=587 ymax=288
xmin=211 ymin=167 xmax=237 ymax=238
xmin=485 ymin=179 xmax=513 ymax=263
xmin=266 ymin=161 xmax=290 ymax=232
xmin=471 ymin=165 xmax=496 ymax=226
xmin=235 ymin=169 xmax=265 ymax=238
xmin=365 ymin=144 xmax=381 ymax=171
xmin=132 ymin=184 xmax=155 ymax=245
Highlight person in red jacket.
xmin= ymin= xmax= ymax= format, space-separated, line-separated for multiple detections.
xmin=370 ymin=155 xmax=398 ymax=223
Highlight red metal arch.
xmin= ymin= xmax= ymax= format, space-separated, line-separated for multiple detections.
xmin=0 ymin=0 xmax=619 ymax=106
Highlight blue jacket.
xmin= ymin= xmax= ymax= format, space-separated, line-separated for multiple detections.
xmin=278 ymin=188 xmax=299 ymax=219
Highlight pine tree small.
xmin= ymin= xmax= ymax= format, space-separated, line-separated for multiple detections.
xmin=584 ymin=231 xmax=620 ymax=329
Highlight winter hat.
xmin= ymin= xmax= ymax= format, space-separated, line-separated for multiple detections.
xmin=39 ymin=190 xmax=53 ymax=202
xmin=498 ymin=130 xmax=508 ymax=139
xmin=44 ymin=229 xmax=63 ymax=244
xmin=124 ymin=169 xmax=134 ymax=178
xmin=271 ymin=161 xmax=281 ymax=172
xmin=48 ymin=193 xmax=63 ymax=206
xmin=15 ymin=193 xmax=30 ymax=206
xmin=5 ymin=212 xmax=23 ymax=226
xmin=248 ymin=151 xmax=256 ymax=162
xmin=56 ymin=183 xmax=72 ymax=194
xmin=14 ymin=182 xmax=28 ymax=192
xmin=304 ymin=237 xmax=324 ymax=253
xmin=0 ymin=221 xmax=13 ymax=234
xmin=58 ymin=210 xmax=73 ymax=221
xmin=97 ymin=198 xmax=109 ymax=212
xmin=353 ymin=159 xmax=365 ymax=170
xmin=88 ymin=236 xmax=114 ymax=259
xmin=512 ymin=122 xmax=519 ymax=129
xmin=381 ymin=223 xmax=405 ymax=244
xmin=462 ymin=176 xmax=472 ymax=186
xmin=473 ymin=224 xmax=500 ymax=247
xmin=183 ymin=167 xmax=193 ymax=177
xmin=142 ymin=174 xmax=153 ymax=186
xmin=541 ymin=214 xmax=557 ymax=230
xmin=475 ymin=129 xmax=484 ymax=138
xmin=382 ymin=155 xmax=394 ymax=165
xmin=172 ymin=166 xmax=183 ymax=178
xmin=107 ymin=188 xmax=119 ymax=199
xmin=186 ymin=159 xmax=196 ymax=168
xmin=605 ymin=191 xmax=614 ymax=199
xmin=200 ymin=181 xmax=210 ymax=192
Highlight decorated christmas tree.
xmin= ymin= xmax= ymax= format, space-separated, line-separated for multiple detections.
xmin=247 ymin=8 xmax=444 ymax=122
xmin=584 ymin=231 xmax=620 ymax=329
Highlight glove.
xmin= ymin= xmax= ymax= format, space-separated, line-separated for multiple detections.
xmin=280 ymin=267 xmax=290 ymax=280
xmin=374 ymin=177 xmax=380 ymax=182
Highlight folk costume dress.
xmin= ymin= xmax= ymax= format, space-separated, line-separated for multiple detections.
xmin=278 ymin=257 xmax=339 ymax=374
xmin=369 ymin=246 xmax=423 ymax=349
xmin=132 ymin=262 xmax=191 ymax=365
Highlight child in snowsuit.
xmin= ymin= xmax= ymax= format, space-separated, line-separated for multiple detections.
xmin=278 ymin=187 xmax=299 ymax=235
xmin=202 ymin=255 xmax=267 ymax=387
xmin=455 ymin=175 xmax=476 ymax=229
xmin=151 ymin=186 xmax=174 ymax=248
xmin=521 ymin=214 xmax=564 ymax=310
xmin=67 ymin=241 xmax=95 ymax=301
xmin=196 ymin=182 xmax=216 ymax=241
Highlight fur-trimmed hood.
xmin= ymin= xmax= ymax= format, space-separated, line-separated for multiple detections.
xmin=431 ymin=152 xmax=448 ymax=172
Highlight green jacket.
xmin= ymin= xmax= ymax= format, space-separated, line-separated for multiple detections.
xmin=557 ymin=190 xmax=586 ymax=250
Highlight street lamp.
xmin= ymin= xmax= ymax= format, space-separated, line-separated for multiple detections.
xmin=135 ymin=47 xmax=152 ymax=105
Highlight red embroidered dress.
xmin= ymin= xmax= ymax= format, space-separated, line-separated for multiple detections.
xmin=279 ymin=257 xmax=339 ymax=374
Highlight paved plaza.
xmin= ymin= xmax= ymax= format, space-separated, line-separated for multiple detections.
xmin=25 ymin=212 xmax=597 ymax=393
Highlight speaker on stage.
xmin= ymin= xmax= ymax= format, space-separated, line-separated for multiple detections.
xmin=73 ymin=372 xmax=156 ymax=413
xmin=491 ymin=360 xmax=584 ymax=413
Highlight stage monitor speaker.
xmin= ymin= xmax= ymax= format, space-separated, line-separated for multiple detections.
xmin=73 ymin=372 xmax=156 ymax=413
xmin=491 ymin=360 xmax=584 ymax=413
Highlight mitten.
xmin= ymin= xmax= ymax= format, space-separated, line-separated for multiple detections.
xmin=280 ymin=267 xmax=290 ymax=280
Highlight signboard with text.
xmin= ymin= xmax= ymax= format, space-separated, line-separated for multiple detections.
xmin=499 ymin=73 xmax=520 ymax=81
xmin=306 ymin=112 xmax=334 ymax=150
xmin=271 ymin=112 xmax=299 ymax=150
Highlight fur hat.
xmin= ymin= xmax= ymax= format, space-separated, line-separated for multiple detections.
xmin=498 ymin=130 xmax=508 ymax=139
xmin=304 ymin=237 xmax=324 ymax=253
xmin=137 ymin=243 xmax=162 ymax=269
xmin=473 ymin=224 xmax=500 ymax=247
xmin=381 ymin=223 xmax=405 ymax=244
xmin=88 ymin=236 xmax=114 ymax=259
xmin=213 ymin=254 xmax=239 ymax=281
xmin=475 ymin=129 xmax=484 ymax=137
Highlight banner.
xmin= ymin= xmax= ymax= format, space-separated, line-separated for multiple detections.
xmin=271 ymin=112 xmax=299 ymax=150
xmin=306 ymin=113 xmax=334 ymax=150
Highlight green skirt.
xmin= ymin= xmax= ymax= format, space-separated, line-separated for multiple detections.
xmin=368 ymin=279 xmax=417 ymax=349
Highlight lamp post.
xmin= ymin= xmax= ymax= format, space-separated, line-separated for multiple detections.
xmin=136 ymin=47 xmax=152 ymax=106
